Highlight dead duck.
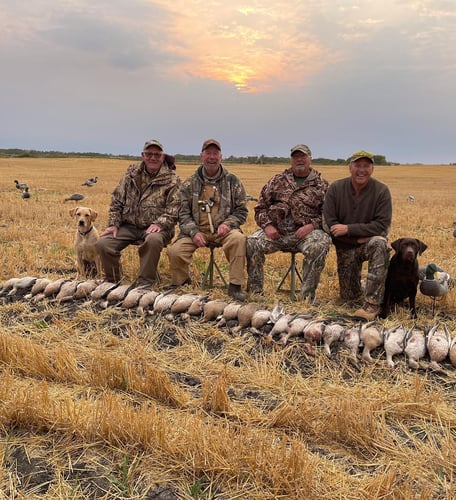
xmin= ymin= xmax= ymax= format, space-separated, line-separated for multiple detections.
xmin=322 ymin=322 xmax=346 ymax=358
xmin=360 ymin=321 xmax=384 ymax=363
xmin=426 ymin=322 xmax=450 ymax=372
xmin=100 ymin=283 xmax=133 ymax=308
xmin=137 ymin=290 xmax=160 ymax=315
xmin=230 ymin=302 xmax=261 ymax=334
xmin=151 ymin=292 xmax=179 ymax=315
xmin=384 ymin=325 xmax=408 ymax=368
xmin=43 ymin=278 xmax=69 ymax=298
xmin=120 ymin=286 xmax=153 ymax=309
xmin=90 ymin=281 xmax=118 ymax=301
xmin=27 ymin=278 xmax=52 ymax=298
xmin=341 ymin=325 xmax=361 ymax=369
xmin=202 ymin=299 xmax=228 ymax=322
xmin=74 ymin=279 xmax=99 ymax=299
xmin=171 ymin=294 xmax=206 ymax=315
xmin=449 ymin=335 xmax=456 ymax=368
xmin=404 ymin=325 xmax=427 ymax=370
xmin=4 ymin=276 xmax=37 ymax=296
xmin=54 ymin=280 xmax=81 ymax=302
xmin=216 ymin=302 xmax=242 ymax=328
xmin=249 ymin=309 xmax=272 ymax=334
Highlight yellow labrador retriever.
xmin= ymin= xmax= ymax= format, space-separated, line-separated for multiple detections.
xmin=69 ymin=206 xmax=102 ymax=279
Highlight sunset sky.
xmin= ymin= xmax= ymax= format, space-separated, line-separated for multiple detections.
xmin=1 ymin=0 xmax=454 ymax=163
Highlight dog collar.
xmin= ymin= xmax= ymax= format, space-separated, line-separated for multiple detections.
xmin=78 ymin=226 xmax=94 ymax=236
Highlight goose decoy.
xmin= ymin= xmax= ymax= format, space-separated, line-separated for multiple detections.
xmin=453 ymin=221 xmax=456 ymax=238
xmin=64 ymin=193 xmax=85 ymax=203
xmin=419 ymin=263 xmax=450 ymax=314
xmin=21 ymin=187 xmax=31 ymax=199
xmin=14 ymin=180 xmax=28 ymax=190
xmin=82 ymin=177 xmax=98 ymax=187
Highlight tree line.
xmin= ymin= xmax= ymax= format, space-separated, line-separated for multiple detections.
xmin=0 ymin=148 xmax=393 ymax=165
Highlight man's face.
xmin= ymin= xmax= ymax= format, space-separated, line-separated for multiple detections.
xmin=291 ymin=151 xmax=311 ymax=177
xmin=349 ymin=158 xmax=374 ymax=190
xmin=200 ymin=145 xmax=222 ymax=176
xmin=142 ymin=146 xmax=164 ymax=174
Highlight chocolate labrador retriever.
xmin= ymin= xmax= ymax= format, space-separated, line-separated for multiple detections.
xmin=380 ymin=238 xmax=427 ymax=319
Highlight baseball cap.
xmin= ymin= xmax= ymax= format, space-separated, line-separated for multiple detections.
xmin=201 ymin=139 xmax=221 ymax=151
xmin=291 ymin=144 xmax=312 ymax=156
xmin=351 ymin=150 xmax=374 ymax=163
xmin=143 ymin=139 xmax=164 ymax=151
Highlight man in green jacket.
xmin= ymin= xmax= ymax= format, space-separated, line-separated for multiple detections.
xmin=96 ymin=139 xmax=180 ymax=287
xmin=323 ymin=150 xmax=392 ymax=320
xmin=167 ymin=139 xmax=248 ymax=301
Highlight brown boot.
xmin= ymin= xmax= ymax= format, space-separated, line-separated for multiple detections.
xmin=228 ymin=283 xmax=246 ymax=302
xmin=353 ymin=302 xmax=380 ymax=321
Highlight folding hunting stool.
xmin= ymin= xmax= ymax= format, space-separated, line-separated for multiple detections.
xmin=202 ymin=245 xmax=227 ymax=289
xmin=277 ymin=252 xmax=303 ymax=300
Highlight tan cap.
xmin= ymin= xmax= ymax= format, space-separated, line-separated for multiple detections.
xmin=143 ymin=139 xmax=163 ymax=151
xmin=291 ymin=144 xmax=311 ymax=156
xmin=201 ymin=139 xmax=221 ymax=151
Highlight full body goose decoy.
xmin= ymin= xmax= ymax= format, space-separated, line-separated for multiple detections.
xmin=419 ymin=263 xmax=450 ymax=314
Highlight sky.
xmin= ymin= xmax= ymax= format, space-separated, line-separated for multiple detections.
xmin=1 ymin=0 xmax=455 ymax=164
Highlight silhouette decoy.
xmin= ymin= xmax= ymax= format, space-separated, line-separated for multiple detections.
xmin=64 ymin=193 xmax=85 ymax=203
xmin=14 ymin=180 xmax=29 ymax=191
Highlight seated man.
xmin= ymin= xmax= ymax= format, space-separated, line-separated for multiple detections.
xmin=167 ymin=139 xmax=248 ymax=301
xmin=246 ymin=144 xmax=331 ymax=301
xmin=323 ymin=150 xmax=392 ymax=320
xmin=96 ymin=139 xmax=180 ymax=287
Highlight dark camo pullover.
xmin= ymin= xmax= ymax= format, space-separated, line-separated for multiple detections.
xmin=247 ymin=167 xmax=330 ymax=297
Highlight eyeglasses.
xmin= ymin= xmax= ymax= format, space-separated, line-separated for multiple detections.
xmin=143 ymin=152 xmax=162 ymax=158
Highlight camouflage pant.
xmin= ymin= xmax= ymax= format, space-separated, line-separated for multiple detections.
xmin=246 ymin=229 xmax=331 ymax=297
xmin=335 ymin=236 xmax=389 ymax=305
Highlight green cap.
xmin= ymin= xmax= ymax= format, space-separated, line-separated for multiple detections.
xmin=351 ymin=150 xmax=374 ymax=163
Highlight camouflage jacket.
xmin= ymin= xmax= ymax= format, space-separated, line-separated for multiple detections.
xmin=108 ymin=157 xmax=181 ymax=238
xmin=254 ymin=167 xmax=329 ymax=235
xmin=177 ymin=165 xmax=248 ymax=239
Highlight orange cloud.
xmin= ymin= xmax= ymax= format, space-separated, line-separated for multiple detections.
xmin=151 ymin=1 xmax=341 ymax=93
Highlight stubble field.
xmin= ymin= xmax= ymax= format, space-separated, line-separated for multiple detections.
xmin=0 ymin=157 xmax=455 ymax=499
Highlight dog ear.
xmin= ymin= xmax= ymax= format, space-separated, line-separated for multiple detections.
xmin=391 ymin=239 xmax=402 ymax=252
xmin=416 ymin=239 xmax=427 ymax=255
xmin=69 ymin=208 xmax=77 ymax=217
xmin=90 ymin=209 xmax=98 ymax=221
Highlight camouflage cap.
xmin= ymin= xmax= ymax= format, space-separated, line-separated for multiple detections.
xmin=201 ymin=139 xmax=221 ymax=151
xmin=291 ymin=144 xmax=312 ymax=156
xmin=143 ymin=139 xmax=163 ymax=151
xmin=351 ymin=150 xmax=374 ymax=163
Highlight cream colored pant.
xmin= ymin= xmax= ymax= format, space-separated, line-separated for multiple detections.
xmin=167 ymin=229 xmax=246 ymax=286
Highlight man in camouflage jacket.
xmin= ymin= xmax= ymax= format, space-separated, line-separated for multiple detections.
xmin=96 ymin=139 xmax=180 ymax=286
xmin=246 ymin=144 xmax=331 ymax=301
xmin=167 ymin=139 xmax=248 ymax=301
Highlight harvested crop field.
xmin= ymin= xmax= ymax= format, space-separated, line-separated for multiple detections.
xmin=1 ymin=158 xmax=456 ymax=499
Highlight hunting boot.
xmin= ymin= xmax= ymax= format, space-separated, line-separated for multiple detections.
xmin=353 ymin=301 xmax=380 ymax=321
xmin=228 ymin=283 xmax=246 ymax=302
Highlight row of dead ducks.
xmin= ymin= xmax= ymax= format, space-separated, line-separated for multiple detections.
xmin=1 ymin=276 xmax=456 ymax=372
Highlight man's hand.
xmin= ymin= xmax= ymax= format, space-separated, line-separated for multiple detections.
xmin=192 ymin=232 xmax=207 ymax=248
xmin=264 ymin=224 xmax=280 ymax=240
xmin=145 ymin=223 xmax=161 ymax=234
xmin=330 ymin=224 xmax=348 ymax=238
xmin=217 ymin=223 xmax=231 ymax=236
xmin=100 ymin=226 xmax=118 ymax=238
xmin=295 ymin=223 xmax=314 ymax=239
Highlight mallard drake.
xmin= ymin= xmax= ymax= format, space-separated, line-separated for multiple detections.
xmin=419 ymin=263 xmax=450 ymax=314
